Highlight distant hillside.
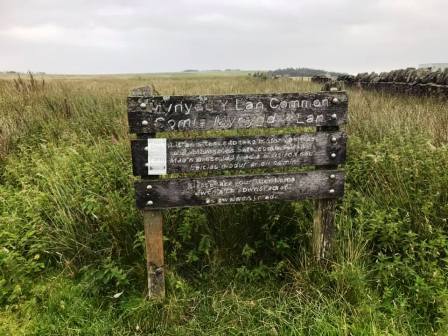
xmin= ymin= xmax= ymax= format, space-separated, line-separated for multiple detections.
xmin=267 ymin=67 xmax=345 ymax=78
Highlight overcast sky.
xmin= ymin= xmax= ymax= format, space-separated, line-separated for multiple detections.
xmin=0 ymin=0 xmax=446 ymax=74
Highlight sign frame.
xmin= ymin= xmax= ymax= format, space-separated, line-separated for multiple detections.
xmin=128 ymin=86 xmax=348 ymax=298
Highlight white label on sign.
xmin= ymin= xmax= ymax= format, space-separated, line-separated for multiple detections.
xmin=147 ymin=138 xmax=167 ymax=175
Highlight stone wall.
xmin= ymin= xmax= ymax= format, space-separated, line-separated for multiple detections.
xmin=311 ymin=75 xmax=333 ymax=84
xmin=338 ymin=68 xmax=448 ymax=98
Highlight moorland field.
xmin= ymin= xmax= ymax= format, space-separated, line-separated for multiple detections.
xmin=0 ymin=73 xmax=447 ymax=335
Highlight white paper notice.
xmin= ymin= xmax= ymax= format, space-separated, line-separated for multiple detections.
xmin=146 ymin=138 xmax=167 ymax=175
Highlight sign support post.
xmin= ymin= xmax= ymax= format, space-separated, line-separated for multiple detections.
xmin=312 ymin=86 xmax=342 ymax=262
xmin=135 ymin=87 xmax=165 ymax=299
xmin=143 ymin=210 xmax=165 ymax=298
xmin=141 ymin=137 xmax=166 ymax=299
xmin=312 ymin=124 xmax=340 ymax=262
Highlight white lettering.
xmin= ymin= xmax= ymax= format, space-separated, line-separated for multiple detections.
xmin=155 ymin=117 xmax=165 ymax=126
xmin=167 ymin=119 xmax=176 ymax=129
xmin=174 ymin=103 xmax=183 ymax=113
xmin=289 ymin=100 xmax=300 ymax=108
xmin=301 ymin=101 xmax=311 ymax=108
xmin=270 ymin=98 xmax=280 ymax=108
xmin=184 ymin=104 xmax=192 ymax=115
xmin=178 ymin=119 xmax=191 ymax=129
xmin=306 ymin=115 xmax=314 ymax=123
xmin=267 ymin=114 xmax=276 ymax=124
xmin=236 ymin=99 xmax=244 ymax=111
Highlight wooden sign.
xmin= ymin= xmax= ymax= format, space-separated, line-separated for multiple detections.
xmin=131 ymin=132 xmax=347 ymax=175
xmin=127 ymin=87 xmax=349 ymax=298
xmin=135 ymin=170 xmax=344 ymax=209
xmin=128 ymin=92 xmax=348 ymax=133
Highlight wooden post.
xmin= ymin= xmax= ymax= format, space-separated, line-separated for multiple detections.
xmin=312 ymin=122 xmax=339 ymax=262
xmin=140 ymin=136 xmax=166 ymax=299
xmin=312 ymin=84 xmax=341 ymax=262
xmin=133 ymin=84 xmax=166 ymax=299
xmin=313 ymin=197 xmax=337 ymax=261
xmin=143 ymin=210 xmax=165 ymax=298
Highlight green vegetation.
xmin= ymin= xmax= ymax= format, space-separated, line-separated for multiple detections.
xmin=0 ymin=73 xmax=447 ymax=335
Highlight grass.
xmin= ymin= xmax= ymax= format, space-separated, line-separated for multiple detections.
xmin=0 ymin=73 xmax=447 ymax=335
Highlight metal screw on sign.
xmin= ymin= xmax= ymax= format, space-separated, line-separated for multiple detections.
xmin=140 ymin=102 xmax=147 ymax=108
xmin=331 ymin=136 xmax=337 ymax=143
xmin=146 ymin=200 xmax=153 ymax=206
xmin=329 ymin=189 xmax=335 ymax=194
xmin=146 ymin=185 xmax=152 ymax=190
xmin=329 ymin=174 xmax=336 ymax=180
xmin=332 ymin=97 xmax=339 ymax=104
xmin=142 ymin=120 xmax=149 ymax=126
xmin=330 ymin=153 xmax=337 ymax=159
xmin=331 ymin=113 xmax=337 ymax=120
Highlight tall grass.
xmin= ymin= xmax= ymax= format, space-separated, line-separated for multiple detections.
xmin=348 ymin=88 xmax=448 ymax=144
xmin=0 ymin=73 xmax=447 ymax=335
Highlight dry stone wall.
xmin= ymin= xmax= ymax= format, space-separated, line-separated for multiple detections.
xmin=338 ymin=68 xmax=448 ymax=98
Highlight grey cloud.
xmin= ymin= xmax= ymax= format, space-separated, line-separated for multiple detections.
xmin=0 ymin=0 xmax=447 ymax=74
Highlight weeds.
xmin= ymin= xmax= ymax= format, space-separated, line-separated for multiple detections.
xmin=0 ymin=73 xmax=447 ymax=334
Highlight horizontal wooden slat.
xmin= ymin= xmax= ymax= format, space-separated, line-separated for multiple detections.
xmin=128 ymin=92 xmax=348 ymax=133
xmin=131 ymin=132 xmax=347 ymax=176
xmin=135 ymin=170 xmax=344 ymax=209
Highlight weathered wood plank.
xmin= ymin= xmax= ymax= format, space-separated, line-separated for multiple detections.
xmin=313 ymin=199 xmax=336 ymax=261
xmin=135 ymin=170 xmax=344 ymax=209
xmin=131 ymin=132 xmax=347 ymax=175
xmin=128 ymin=92 xmax=348 ymax=133
xmin=143 ymin=211 xmax=165 ymax=298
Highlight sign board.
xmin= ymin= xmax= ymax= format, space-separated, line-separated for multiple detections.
xmin=131 ymin=132 xmax=347 ymax=175
xmin=135 ymin=170 xmax=344 ymax=209
xmin=128 ymin=92 xmax=348 ymax=133
xmin=128 ymin=91 xmax=348 ymax=209
xmin=127 ymin=88 xmax=349 ymax=298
